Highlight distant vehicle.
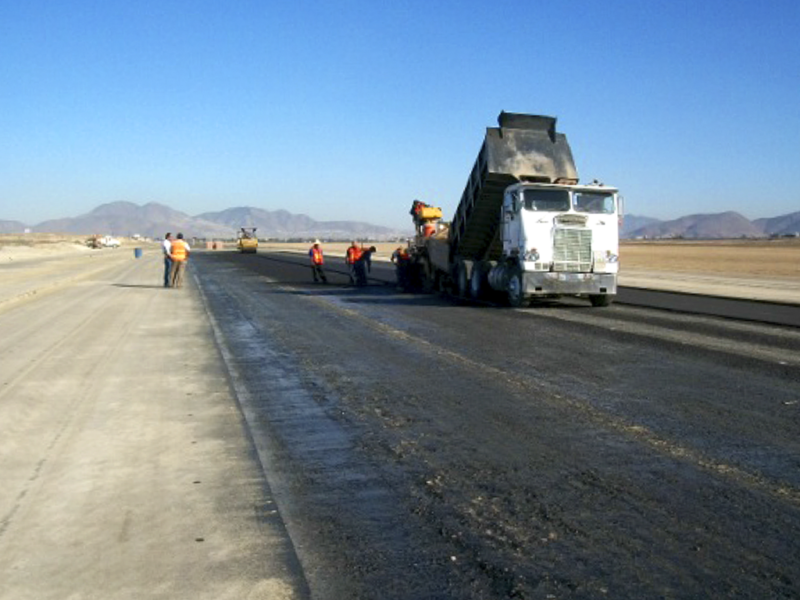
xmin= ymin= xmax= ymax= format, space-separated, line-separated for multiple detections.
xmin=237 ymin=227 xmax=258 ymax=253
xmin=406 ymin=112 xmax=621 ymax=307
xmin=87 ymin=235 xmax=121 ymax=249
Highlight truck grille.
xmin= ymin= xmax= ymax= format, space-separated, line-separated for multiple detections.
xmin=553 ymin=228 xmax=592 ymax=272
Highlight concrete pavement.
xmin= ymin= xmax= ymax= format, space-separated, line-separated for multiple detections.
xmin=0 ymin=247 xmax=308 ymax=600
xmin=619 ymin=268 xmax=800 ymax=305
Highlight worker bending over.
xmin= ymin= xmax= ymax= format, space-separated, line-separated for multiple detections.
xmin=391 ymin=246 xmax=411 ymax=291
xmin=353 ymin=246 xmax=376 ymax=286
xmin=345 ymin=241 xmax=362 ymax=285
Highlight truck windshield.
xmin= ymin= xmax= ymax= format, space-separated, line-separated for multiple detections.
xmin=523 ymin=189 xmax=570 ymax=212
xmin=573 ymin=192 xmax=615 ymax=214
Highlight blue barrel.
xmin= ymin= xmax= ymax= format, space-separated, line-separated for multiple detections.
xmin=134 ymin=248 xmax=143 ymax=259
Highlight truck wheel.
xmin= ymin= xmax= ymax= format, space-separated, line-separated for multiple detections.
xmin=456 ymin=260 xmax=471 ymax=298
xmin=469 ymin=262 xmax=485 ymax=299
xmin=506 ymin=268 xmax=525 ymax=308
xmin=590 ymin=294 xmax=614 ymax=307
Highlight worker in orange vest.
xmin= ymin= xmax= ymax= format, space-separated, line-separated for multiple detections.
xmin=345 ymin=241 xmax=362 ymax=285
xmin=309 ymin=240 xmax=328 ymax=284
xmin=169 ymin=233 xmax=191 ymax=288
xmin=391 ymin=246 xmax=411 ymax=290
xmin=353 ymin=245 xmax=376 ymax=287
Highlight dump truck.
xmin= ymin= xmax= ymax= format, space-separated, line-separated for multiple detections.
xmin=236 ymin=227 xmax=258 ymax=253
xmin=407 ymin=112 xmax=621 ymax=307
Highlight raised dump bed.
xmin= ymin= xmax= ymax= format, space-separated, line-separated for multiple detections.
xmin=449 ymin=113 xmax=578 ymax=263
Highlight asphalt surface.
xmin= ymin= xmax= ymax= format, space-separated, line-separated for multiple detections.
xmin=192 ymin=250 xmax=800 ymax=599
xmin=617 ymin=287 xmax=800 ymax=328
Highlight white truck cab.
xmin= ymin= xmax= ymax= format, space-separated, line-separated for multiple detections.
xmin=492 ymin=182 xmax=620 ymax=306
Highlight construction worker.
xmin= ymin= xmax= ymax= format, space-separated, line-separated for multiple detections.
xmin=391 ymin=246 xmax=411 ymax=290
xmin=161 ymin=232 xmax=173 ymax=288
xmin=169 ymin=233 xmax=191 ymax=288
xmin=353 ymin=246 xmax=376 ymax=287
xmin=345 ymin=241 xmax=362 ymax=285
xmin=309 ymin=240 xmax=328 ymax=283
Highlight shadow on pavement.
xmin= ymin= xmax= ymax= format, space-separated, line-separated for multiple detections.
xmin=113 ymin=283 xmax=167 ymax=290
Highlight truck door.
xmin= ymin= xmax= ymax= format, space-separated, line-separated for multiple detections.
xmin=503 ymin=191 xmax=519 ymax=255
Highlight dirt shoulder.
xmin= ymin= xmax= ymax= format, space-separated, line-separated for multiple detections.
xmin=0 ymin=234 xmax=95 ymax=262
xmin=621 ymin=239 xmax=800 ymax=280
xmin=617 ymin=240 xmax=800 ymax=304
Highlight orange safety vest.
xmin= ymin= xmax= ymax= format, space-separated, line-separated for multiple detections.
xmin=171 ymin=239 xmax=188 ymax=262
xmin=346 ymin=246 xmax=362 ymax=264
xmin=311 ymin=247 xmax=324 ymax=265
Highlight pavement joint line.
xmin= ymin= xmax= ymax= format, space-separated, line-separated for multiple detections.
xmin=191 ymin=270 xmax=311 ymax=595
xmin=271 ymin=277 xmax=800 ymax=509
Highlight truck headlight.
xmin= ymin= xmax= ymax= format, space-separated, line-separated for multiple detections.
xmin=605 ymin=251 xmax=619 ymax=263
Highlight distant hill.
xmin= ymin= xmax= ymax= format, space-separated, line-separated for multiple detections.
xmin=197 ymin=207 xmax=316 ymax=232
xmin=0 ymin=220 xmax=28 ymax=234
xmin=753 ymin=211 xmax=800 ymax=237
xmin=33 ymin=201 xmax=232 ymax=239
xmin=626 ymin=211 xmax=764 ymax=239
xmin=621 ymin=215 xmax=661 ymax=238
xmin=5 ymin=202 xmax=798 ymax=241
xmin=20 ymin=202 xmax=407 ymax=241
xmin=197 ymin=207 xmax=403 ymax=240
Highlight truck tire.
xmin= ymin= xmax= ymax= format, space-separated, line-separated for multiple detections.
xmin=469 ymin=262 xmax=486 ymax=300
xmin=506 ymin=267 xmax=525 ymax=308
xmin=589 ymin=294 xmax=614 ymax=307
xmin=456 ymin=260 xmax=471 ymax=298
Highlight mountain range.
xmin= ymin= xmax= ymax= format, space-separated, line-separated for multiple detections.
xmin=622 ymin=210 xmax=800 ymax=239
xmin=1 ymin=201 xmax=798 ymax=240
xmin=0 ymin=202 xmax=407 ymax=241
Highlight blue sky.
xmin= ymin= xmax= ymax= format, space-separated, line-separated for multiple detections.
xmin=1 ymin=0 xmax=798 ymax=229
